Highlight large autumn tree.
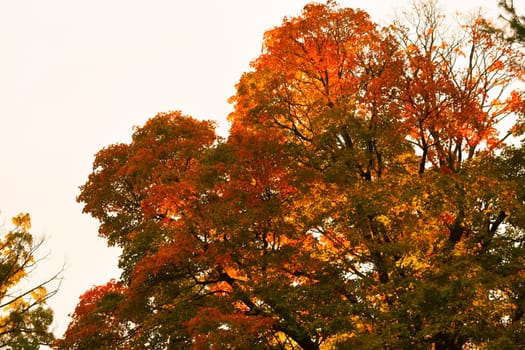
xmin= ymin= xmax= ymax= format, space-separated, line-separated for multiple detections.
xmin=58 ymin=1 xmax=525 ymax=349
xmin=0 ymin=213 xmax=59 ymax=349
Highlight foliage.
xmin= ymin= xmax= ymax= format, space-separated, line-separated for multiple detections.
xmin=54 ymin=280 xmax=130 ymax=349
xmin=59 ymin=1 xmax=525 ymax=349
xmin=0 ymin=213 xmax=58 ymax=349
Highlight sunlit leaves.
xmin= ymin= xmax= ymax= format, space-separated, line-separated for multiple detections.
xmin=396 ymin=6 xmax=525 ymax=173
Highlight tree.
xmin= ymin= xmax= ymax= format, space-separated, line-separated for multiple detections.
xmin=499 ymin=0 xmax=525 ymax=41
xmin=0 ymin=213 xmax=59 ymax=349
xmin=61 ymin=1 xmax=525 ymax=349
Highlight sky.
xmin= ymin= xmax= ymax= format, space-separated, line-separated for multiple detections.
xmin=0 ymin=0 xmax=506 ymax=339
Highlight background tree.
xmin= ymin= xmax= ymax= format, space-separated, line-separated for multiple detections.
xmin=499 ymin=0 xmax=525 ymax=41
xmin=0 ymin=213 xmax=59 ymax=349
xmin=61 ymin=1 xmax=525 ymax=349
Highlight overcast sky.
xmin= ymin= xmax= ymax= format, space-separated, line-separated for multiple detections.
xmin=0 ymin=0 xmax=505 ymax=338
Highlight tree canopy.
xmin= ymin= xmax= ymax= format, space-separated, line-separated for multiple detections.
xmin=58 ymin=1 xmax=525 ymax=349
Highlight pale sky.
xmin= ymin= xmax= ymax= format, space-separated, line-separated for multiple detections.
xmin=0 ymin=0 xmax=504 ymax=339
